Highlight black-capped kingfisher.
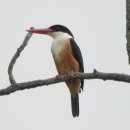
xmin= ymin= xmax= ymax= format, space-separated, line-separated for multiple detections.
xmin=27 ymin=25 xmax=84 ymax=117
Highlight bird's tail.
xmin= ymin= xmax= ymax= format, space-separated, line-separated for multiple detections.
xmin=71 ymin=93 xmax=79 ymax=117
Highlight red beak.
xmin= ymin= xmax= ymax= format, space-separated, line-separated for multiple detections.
xmin=26 ymin=28 xmax=52 ymax=34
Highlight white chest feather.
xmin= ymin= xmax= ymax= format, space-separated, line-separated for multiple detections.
xmin=51 ymin=38 xmax=66 ymax=57
xmin=51 ymin=32 xmax=72 ymax=59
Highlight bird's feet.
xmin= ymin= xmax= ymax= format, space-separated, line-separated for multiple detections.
xmin=54 ymin=75 xmax=60 ymax=80
xmin=68 ymin=71 xmax=77 ymax=83
xmin=68 ymin=71 xmax=77 ymax=77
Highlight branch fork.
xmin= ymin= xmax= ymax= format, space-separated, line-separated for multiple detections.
xmin=0 ymin=3 xmax=130 ymax=96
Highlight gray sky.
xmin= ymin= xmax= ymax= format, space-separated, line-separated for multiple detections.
xmin=0 ymin=0 xmax=128 ymax=130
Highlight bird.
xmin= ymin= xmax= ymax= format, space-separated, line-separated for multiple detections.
xmin=26 ymin=24 xmax=84 ymax=117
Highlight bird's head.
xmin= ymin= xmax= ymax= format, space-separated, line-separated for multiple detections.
xmin=26 ymin=24 xmax=74 ymax=39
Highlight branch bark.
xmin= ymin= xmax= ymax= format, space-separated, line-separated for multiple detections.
xmin=126 ymin=0 xmax=130 ymax=64
xmin=1 ymin=71 xmax=130 ymax=96
xmin=8 ymin=28 xmax=34 ymax=85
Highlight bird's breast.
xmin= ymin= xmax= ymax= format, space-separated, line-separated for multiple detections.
xmin=51 ymin=38 xmax=68 ymax=60
xmin=51 ymin=38 xmax=79 ymax=75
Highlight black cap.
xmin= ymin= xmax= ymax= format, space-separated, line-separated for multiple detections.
xmin=49 ymin=24 xmax=74 ymax=38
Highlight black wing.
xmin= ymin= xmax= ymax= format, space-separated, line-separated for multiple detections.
xmin=70 ymin=38 xmax=84 ymax=90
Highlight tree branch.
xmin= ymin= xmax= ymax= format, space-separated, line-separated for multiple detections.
xmin=8 ymin=28 xmax=34 ymax=85
xmin=126 ymin=0 xmax=130 ymax=64
xmin=0 ymin=71 xmax=130 ymax=96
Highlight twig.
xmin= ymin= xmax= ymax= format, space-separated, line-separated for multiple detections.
xmin=1 ymin=71 xmax=130 ymax=96
xmin=8 ymin=28 xmax=34 ymax=85
xmin=126 ymin=0 xmax=130 ymax=64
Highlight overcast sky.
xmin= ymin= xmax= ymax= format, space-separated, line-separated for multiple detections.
xmin=0 ymin=0 xmax=128 ymax=130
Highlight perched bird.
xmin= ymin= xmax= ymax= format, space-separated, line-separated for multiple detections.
xmin=27 ymin=25 xmax=84 ymax=117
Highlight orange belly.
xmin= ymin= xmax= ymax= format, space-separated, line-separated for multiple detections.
xmin=52 ymin=42 xmax=80 ymax=96
xmin=52 ymin=42 xmax=79 ymax=75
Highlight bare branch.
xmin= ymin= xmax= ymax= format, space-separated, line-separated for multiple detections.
xmin=1 ymin=71 xmax=130 ymax=96
xmin=8 ymin=28 xmax=34 ymax=85
xmin=126 ymin=0 xmax=130 ymax=64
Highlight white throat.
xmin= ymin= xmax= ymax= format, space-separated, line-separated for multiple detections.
xmin=49 ymin=32 xmax=72 ymax=39
xmin=50 ymin=32 xmax=72 ymax=59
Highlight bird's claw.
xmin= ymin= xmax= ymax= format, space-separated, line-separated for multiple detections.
xmin=55 ymin=75 xmax=60 ymax=80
